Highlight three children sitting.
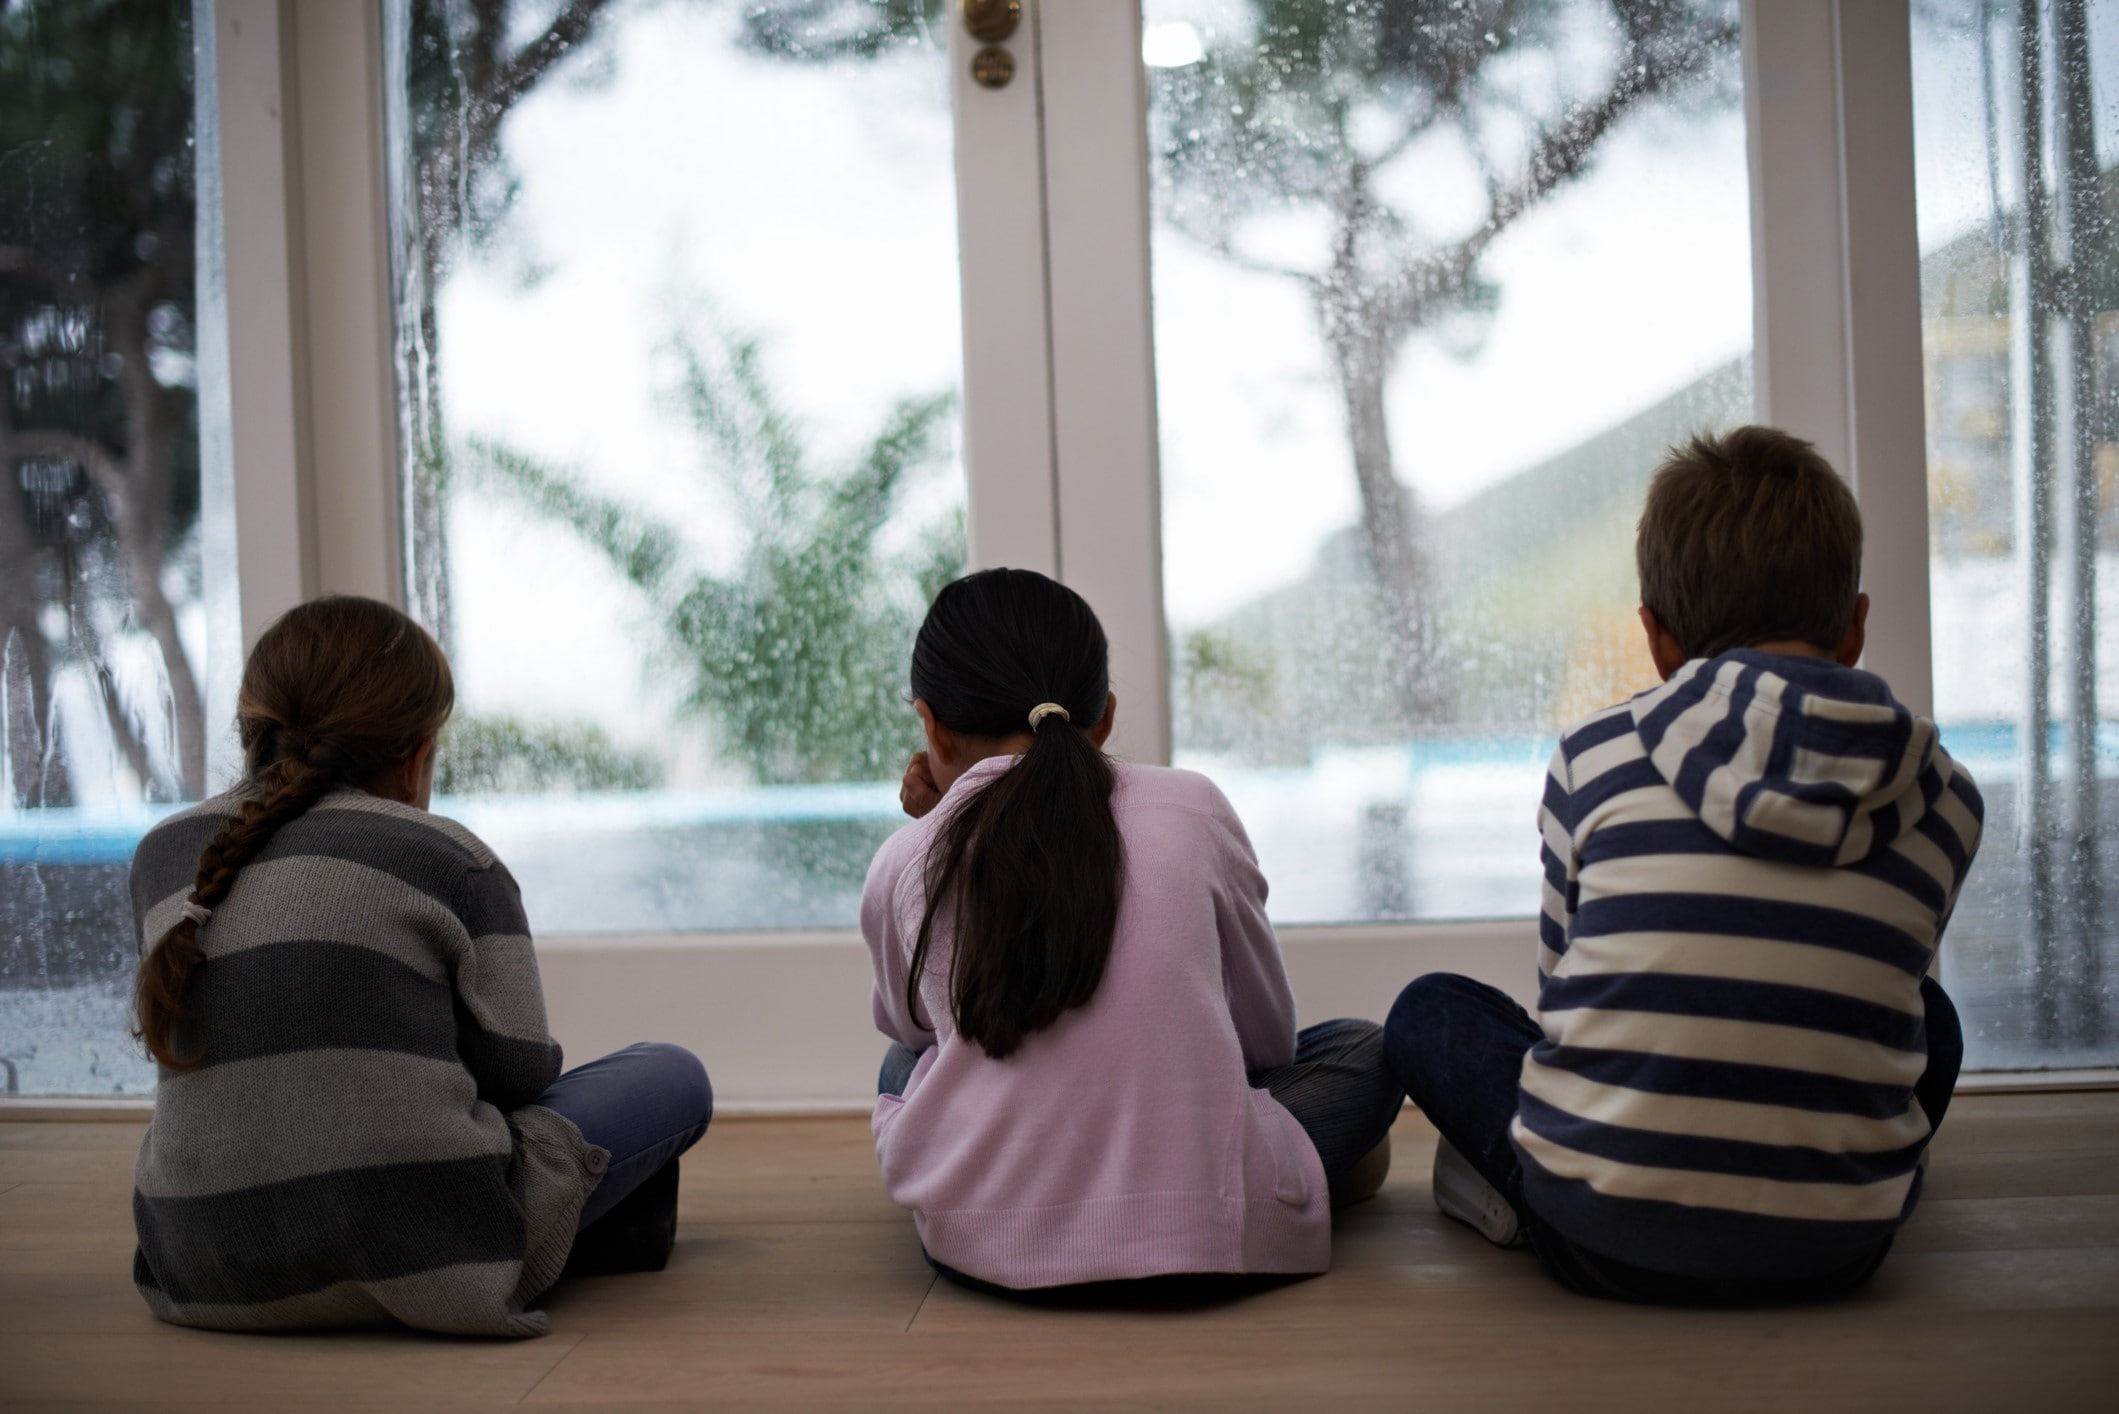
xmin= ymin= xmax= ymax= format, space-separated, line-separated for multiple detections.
xmin=126 ymin=424 xmax=1978 ymax=1333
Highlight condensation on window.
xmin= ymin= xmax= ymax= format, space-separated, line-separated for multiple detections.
xmin=1145 ymin=0 xmax=1752 ymax=923
xmin=1 ymin=1 xmax=230 ymax=1096
xmin=381 ymin=0 xmax=965 ymax=934
xmin=1914 ymin=0 xmax=2117 ymax=1069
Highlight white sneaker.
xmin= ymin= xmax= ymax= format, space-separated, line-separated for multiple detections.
xmin=1432 ymin=1137 xmax=1525 ymax=1248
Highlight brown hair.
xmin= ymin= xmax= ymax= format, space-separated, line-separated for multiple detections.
xmin=1636 ymin=425 xmax=1864 ymax=660
xmin=134 ymin=596 xmax=453 ymax=1070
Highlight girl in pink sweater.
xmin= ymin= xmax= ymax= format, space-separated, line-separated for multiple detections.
xmin=863 ymin=568 xmax=1404 ymax=1291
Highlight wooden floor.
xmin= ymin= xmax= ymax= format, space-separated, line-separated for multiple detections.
xmin=3 ymin=1095 xmax=2117 ymax=1411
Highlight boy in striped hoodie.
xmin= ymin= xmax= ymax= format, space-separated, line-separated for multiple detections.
xmin=1385 ymin=426 xmax=1982 ymax=1303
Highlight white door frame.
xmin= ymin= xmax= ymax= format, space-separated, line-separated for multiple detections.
xmin=290 ymin=0 xmax=403 ymax=608
xmin=197 ymin=0 xmax=312 ymax=647
xmin=198 ymin=0 xmax=403 ymax=644
xmin=951 ymin=0 xmax=1064 ymax=582
xmin=1037 ymin=2 xmax=1172 ymax=767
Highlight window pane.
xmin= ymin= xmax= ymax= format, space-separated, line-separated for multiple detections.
xmin=385 ymin=2 xmax=964 ymax=933
xmin=1913 ymin=0 xmax=2118 ymax=1069
xmin=1146 ymin=0 xmax=1752 ymax=922
xmin=1 ymin=2 xmax=228 ymax=1095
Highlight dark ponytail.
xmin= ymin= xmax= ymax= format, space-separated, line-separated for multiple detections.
xmin=906 ymin=569 xmax=1124 ymax=1060
xmin=135 ymin=597 xmax=453 ymax=1070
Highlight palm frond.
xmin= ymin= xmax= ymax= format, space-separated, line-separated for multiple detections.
xmin=463 ymin=434 xmax=683 ymax=599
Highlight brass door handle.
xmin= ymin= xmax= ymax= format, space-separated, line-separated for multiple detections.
xmin=962 ymin=0 xmax=1020 ymax=44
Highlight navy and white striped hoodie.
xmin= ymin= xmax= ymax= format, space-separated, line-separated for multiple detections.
xmin=1515 ymin=650 xmax=1983 ymax=1278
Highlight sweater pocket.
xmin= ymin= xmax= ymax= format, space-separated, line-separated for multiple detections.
xmin=1247 ymin=1089 xmax=1314 ymax=1208
xmin=871 ymin=1091 xmax=906 ymax=1160
xmin=871 ymin=1092 xmax=916 ymax=1202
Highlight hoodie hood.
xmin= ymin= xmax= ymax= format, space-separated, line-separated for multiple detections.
xmin=1628 ymin=650 xmax=1942 ymax=868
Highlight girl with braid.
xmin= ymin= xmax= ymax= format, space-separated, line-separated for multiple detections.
xmin=128 ymin=595 xmax=711 ymax=1337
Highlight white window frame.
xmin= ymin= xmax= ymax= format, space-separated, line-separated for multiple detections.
xmin=180 ymin=0 xmax=2104 ymax=1109
xmin=1743 ymin=0 xmax=1935 ymax=715
xmin=200 ymin=0 xmax=312 ymax=632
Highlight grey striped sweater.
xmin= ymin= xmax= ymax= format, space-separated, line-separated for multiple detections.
xmin=129 ymin=787 xmax=605 ymax=1337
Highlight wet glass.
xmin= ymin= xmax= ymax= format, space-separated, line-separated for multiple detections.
xmin=1144 ymin=0 xmax=1753 ymax=922
xmin=1912 ymin=0 xmax=2118 ymax=1068
xmin=383 ymin=1 xmax=966 ymax=932
xmin=1 ymin=2 xmax=229 ymax=1095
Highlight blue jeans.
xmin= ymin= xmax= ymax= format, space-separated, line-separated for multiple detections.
xmin=1383 ymin=972 xmax=1963 ymax=1304
xmin=879 ymin=1017 xmax=1404 ymax=1293
xmin=536 ymin=1042 xmax=714 ymax=1229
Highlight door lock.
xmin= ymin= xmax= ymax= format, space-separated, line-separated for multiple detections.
xmin=970 ymin=45 xmax=1015 ymax=89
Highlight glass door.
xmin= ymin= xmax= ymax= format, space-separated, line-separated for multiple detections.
xmin=1 ymin=1 xmax=239 ymax=1097
xmin=1137 ymin=0 xmax=1755 ymax=924
xmin=1909 ymin=0 xmax=2117 ymax=1068
xmin=379 ymin=0 xmax=1051 ymax=934
xmin=9 ymin=2 xmax=2103 ymax=1098
xmin=302 ymin=0 xmax=2116 ymax=1089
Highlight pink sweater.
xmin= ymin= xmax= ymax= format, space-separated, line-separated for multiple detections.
xmin=861 ymin=756 xmax=1330 ymax=1289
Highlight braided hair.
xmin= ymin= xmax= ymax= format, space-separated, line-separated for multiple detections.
xmin=135 ymin=596 xmax=454 ymax=1070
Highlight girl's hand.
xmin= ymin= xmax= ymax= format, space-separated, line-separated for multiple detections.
xmin=900 ymin=751 xmax=942 ymax=819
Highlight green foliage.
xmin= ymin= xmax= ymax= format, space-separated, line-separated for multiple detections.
xmin=1 ymin=1 xmax=211 ymax=800
xmin=467 ymin=320 xmax=961 ymax=786
xmin=436 ymin=714 xmax=661 ymax=796
xmin=1173 ymin=626 xmax=1280 ymax=755
xmin=1179 ymin=629 xmax=1275 ymax=713
xmin=0 ymin=2 xmax=196 ymax=280
xmin=0 ymin=0 xmax=201 ymax=548
xmin=739 ymin=1 xmax=948 ymax=61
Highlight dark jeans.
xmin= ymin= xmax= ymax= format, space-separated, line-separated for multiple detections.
xmin=879 ymin=1018 xmax=1404 ymax=1294
xmin=537 ymin=1041 xmax=714 ymax=1229
xmin=1383 ymin=972 xmax=1964 ymax=1306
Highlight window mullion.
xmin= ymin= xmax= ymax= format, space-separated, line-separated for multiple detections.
xmin=1036 ymin=1 xmax=1172 ymax=765
xmin=198 ymin=0 xmax=313 ymax=645
xmin=1742 ymin=0 xmax=1934 ymax=714
xmin=953 ymin=0 xmax=1062 ymax=580
xmin=289 ymin=0 xmax=404 ymax=608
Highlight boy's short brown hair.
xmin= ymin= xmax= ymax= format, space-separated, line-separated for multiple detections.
xmin=1636 ymin=426 xmax=1863 ymax=660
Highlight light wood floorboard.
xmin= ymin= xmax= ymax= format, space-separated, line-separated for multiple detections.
xmin=0 ymin=1095 xmax=2114 ymax=1409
